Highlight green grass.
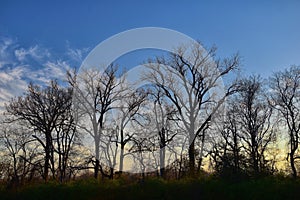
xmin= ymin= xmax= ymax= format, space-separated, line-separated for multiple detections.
xmin=1 ymin=176 xmax=300 ymax=200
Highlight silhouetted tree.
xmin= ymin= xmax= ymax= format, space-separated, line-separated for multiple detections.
xmin=53 ymin=96 xmax=78 ymax=182
xmin=235 ymin=76 xmax=275 ymax=176
xmin=209 ymin=105 xmax=245 ymax=179
xmin=6 ymin=80 xmax=74 ymax=182
xmin=67 ymin=65 xmax=124 ymax=179
xmin=149 ymin=87 xmax=178 ymax=178
xmin=269 ymin=66 xmax=300 ymax=178
xmin=115 ymin=89 xmax=147 ymax=175
xmin=0 ymin=119 xmax=41 ymax=186
xmin=145 ymin=42 xmax=239 ymax=173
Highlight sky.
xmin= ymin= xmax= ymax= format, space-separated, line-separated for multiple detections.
xmin=0 ymin=0 xmax=300 ymax=107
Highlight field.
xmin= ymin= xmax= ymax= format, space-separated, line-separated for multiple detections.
xmin=1 ymin=176 xmax=300 ymax=200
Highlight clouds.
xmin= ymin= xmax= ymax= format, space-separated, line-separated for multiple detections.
xmin=0 ymin=66 xmax=28 ymax=108
xmin=0 ymin=37 xmax=17 ymax=69
xmin=30 ymin=60 xmax=71 ymax=83
xmin=66 ymin=45 xmax=90 ymax=63
xmin=0 ymin=37 xmax=14 ymax=56
xmin=14 ymin=45 xmax=51 ymax=62
xmin=0 ymin=36 xmax=90 ymax=110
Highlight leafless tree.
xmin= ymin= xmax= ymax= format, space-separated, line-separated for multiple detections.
xmin=144 ymin=42 xmax=239 ymax=173
xmin=209 ymin=103 xmax=244 ymax=176
xmin=98 ymin=127 xmax=118 ymax=179
xmin=0 ymin=119 xmax=42 ymax=186
xmin=67 ymin=64 xmax=124 ymax=179
xmin=6 ymin=80 xmax=75 ymax=181
xmin=235 ymin=76 xmax=275 ymax=176
xmin=53 ymin=95 xmax=79 ymax=182
xmin=129 ymin=135 xmax=156 ymax=180
xmin=269 ymin=66 xmax=300 ymax=178
xmin=148 ymin=87 xmax=179 ymax=178
xmin=114 ymin=89 xmax=147 ymax=175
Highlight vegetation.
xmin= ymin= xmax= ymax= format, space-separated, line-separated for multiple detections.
xmin=1 ymin=175 xmax=300 ymax=200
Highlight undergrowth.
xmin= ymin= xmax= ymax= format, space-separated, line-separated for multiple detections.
xmin=1 ymin=176 xmax=300 ymax=200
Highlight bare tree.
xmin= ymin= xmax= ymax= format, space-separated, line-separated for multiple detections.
xmin=129 ymin=135 xmax=156 ymax=180
xmin=0 ymin=119 xmax=41 ymax=186
xmin=148 ymin=87 xmax=178 ymax=178
xmin=269 ymin=66 xmax=300 ymax=178
xmin=209 ymin=103 xmax=244 ymax=177
xmin=6 ymin=80 xmax=74 ymax=182
xmin=99 ymin=127 xmax=118 ymax=179
xmin=53 ymin=95 xmax=78 ymax=182
xmin=114 ymin=89 xmax=147 ymax=175
xmin=235 ymin=76 xmax=275 ymax=176
xmin=68 ymin=65 xmax=124 ymax=179
xmin=145 ymin=42 xmax=239 ymax=173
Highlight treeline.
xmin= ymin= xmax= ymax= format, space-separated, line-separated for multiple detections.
xmin=0 ymin=42 xmax=299 ymax=187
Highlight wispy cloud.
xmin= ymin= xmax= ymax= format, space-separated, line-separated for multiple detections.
xmin=66 ymin=41 xmax=90 ymax=63
xmin=0 ymin=37 xmax=14 ymax=56
xmin=29 ymin=60 xmax=71 ymax=84
xmin=14 ymin=45 xmax=51 ymax=62
xmin=0 ymin=37 xmax=17 ymax=69
xmin=0 ymin=36 xmax=90 ymax=110
xmin=0 ymin=66 xmax=28 ymax=108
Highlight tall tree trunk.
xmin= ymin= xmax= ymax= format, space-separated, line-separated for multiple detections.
xmin=160 ymin=145 xmax=165 ymax=178
xmin=94 ymin=139 xmax=100 ymax=179
xmin=197 ymin=133 xmax=206 ymax=172
xmin=290 ymin=156 xmax=297 ymax=178
xmin=94 ymin=159 xmax=100 ymax=179
xmin=12 ymin=154 xmax=19 ymax=185
xmin=290 ymin=141 xmax=297 ymax=178
xmin=251 ymin=133 xmax=259 ymax=175
xmin=233 ymin=133 xmax=239 ymax=173
xmin=109 ymin=167 xmax=114 ymax=179
xmin=44 ymin=136 xmax=51 ymax=182
xmin=188 ymin=141 xmax=195 ymax=175
xmin=119 ymin=142 xmax=125 ymax=175
xmin=44 ymin=149 xmax=50 ymax=182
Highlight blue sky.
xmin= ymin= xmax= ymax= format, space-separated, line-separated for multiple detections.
xmin=0 ymin=0 xmax=300 ymax=106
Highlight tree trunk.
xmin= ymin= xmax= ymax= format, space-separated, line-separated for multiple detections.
xmin=188 ymin=141 xmax=195 ymax=175
xmin=12 ymin=154 xmax=19 ymax=186
xmin=160 ymin=145 xmax=165 ymax=178
xmin=44 ymin=150 xmax=50 ymax=182
xmin=251 ymin=133 xmax=259 ymax=175
xmin=233 ymin=133 xmax=239 ymax=173
xmin=44 ymin=136 xmax=51 ymax=182
xmin=290 ymin=143 xmax=297 ymax=178
xmin=109 ymin=167 xmax=114 ymax=179
xmin=94 ymin=159 xmax=100 ymax=179
xmin=94 ymin=139 xmax=100 ymax=179
xmin=119 ymin=143 xmax=125 ymax=175
xmin=197 ymin=134 xmax=206 ymax=172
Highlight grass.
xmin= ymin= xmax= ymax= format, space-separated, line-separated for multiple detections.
xmin=1 ymin=176 xmax=300 ymax=200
